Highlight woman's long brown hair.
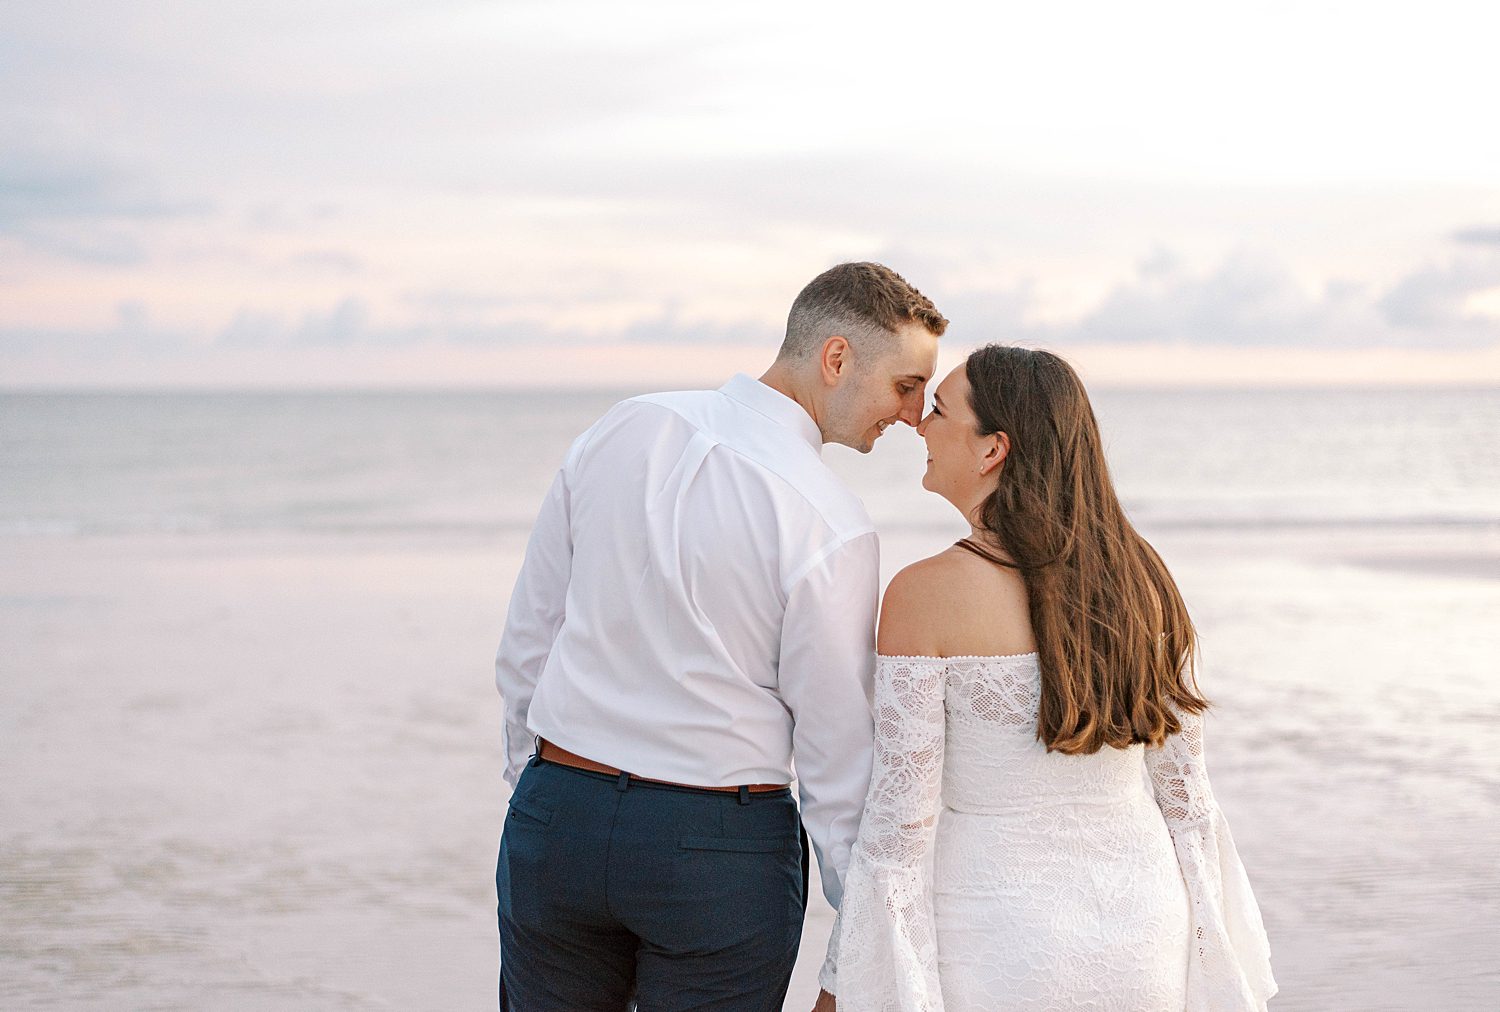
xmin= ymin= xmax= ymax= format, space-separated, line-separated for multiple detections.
xmin=964 ymin=345 xmax=1207 ymax=754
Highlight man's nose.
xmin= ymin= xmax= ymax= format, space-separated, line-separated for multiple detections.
xmin=899 ymin=396 xmax=924 ymax=426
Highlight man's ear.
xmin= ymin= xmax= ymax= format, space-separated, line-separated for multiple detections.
xmin=819 ymin=336 xmax=850 ymax=385
xmin=980 ymin=431 xmax=1011 ymax=475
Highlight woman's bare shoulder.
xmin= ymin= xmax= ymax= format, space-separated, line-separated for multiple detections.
xmin=878 ymin=546 xmax=1036 ymax=657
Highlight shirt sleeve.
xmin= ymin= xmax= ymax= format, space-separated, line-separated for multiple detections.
xmin=818 ymin=655 xmax=947 ymax=1008
xmin=1146 ymin=709 xmax=1278 ymax=1011
xmin=777 ymin=530 xmax=880 ymax=910
xmin=494 ymin=465 xmax=573 ymax=787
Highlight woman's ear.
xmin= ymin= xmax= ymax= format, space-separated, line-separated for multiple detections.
xmin=979 ymin=431 xmax=1011 ymax=475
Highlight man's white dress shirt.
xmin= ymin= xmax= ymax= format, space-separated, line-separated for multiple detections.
xmin=495 ymin=373 xmax=879 ymax=907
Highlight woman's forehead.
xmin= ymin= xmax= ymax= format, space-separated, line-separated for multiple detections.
xmin=936 ymin=366 xmax=967 ymax=396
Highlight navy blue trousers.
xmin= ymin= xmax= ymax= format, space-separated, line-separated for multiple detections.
xmin=496 ymin=755 xmax=808 ymax=1011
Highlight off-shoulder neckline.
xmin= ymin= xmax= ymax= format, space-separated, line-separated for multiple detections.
xmin=878 ymin=652 xmax=1039 ymax=661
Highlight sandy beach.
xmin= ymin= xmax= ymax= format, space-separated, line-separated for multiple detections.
xmin=3 ymin=520 xmax=1498 ymax=1010
xmin=2 ymin=531 xmax=512 ymax=1008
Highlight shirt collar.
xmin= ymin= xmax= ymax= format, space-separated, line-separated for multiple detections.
xmin=720 ymin=373 xmax=822 ymax=452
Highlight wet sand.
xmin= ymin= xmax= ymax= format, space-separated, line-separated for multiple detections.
xmin=3 ymin=528 xmax=1499 ymax=1009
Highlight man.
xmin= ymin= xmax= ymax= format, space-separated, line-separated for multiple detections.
xmin=495 ymin=262 xmax=946 ymax=1010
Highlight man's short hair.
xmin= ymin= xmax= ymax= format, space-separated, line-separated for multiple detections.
xmin=778 ymin=262 xmax=948 ymax=362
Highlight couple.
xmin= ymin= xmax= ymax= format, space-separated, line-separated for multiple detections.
xmin=494 ymin=263 xmax=1276 ymax=1011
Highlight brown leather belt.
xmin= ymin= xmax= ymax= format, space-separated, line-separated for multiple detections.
xmin=538 ymin=739 xmax=788 ymax=793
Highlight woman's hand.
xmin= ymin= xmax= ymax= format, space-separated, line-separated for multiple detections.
xmin=812 ymin=988 xmax=837 ymax=1012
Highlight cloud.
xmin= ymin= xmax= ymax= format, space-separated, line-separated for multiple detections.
xmin=1452 ymin=226 xmax=1500 ymax=248
xmin=925 ymin=250 xmax=1500 ymax=351
xmin=208 ymin=296 xmax=573 ymax=349
xmin=617 ymin=305 xmax=763 ymax=346
xmin=294 ymin=297 xmax=370 ymax=346
xmin=15 ymin=249 xmax=1500 ymax=370
xmin=1064 ymin=252 xmax=1341 ymax=346
xmin=401 ymin=289 xmax=517 ymax=316
xmin=12 ymin=229 xmax=149 ymax=267
xmin=0 ymin=3 xmax=738 ymax=206
xmin=216 ymin=309 xmax=283 ymax=350
xmin=0 ymin=301 xmax=191 ymax=357
xmin=0 ymin=147 xmax=204 ymax=231
xmin=7 ymin=247 xmax=1500 ymax=390
xmin=1377 ymin=258 xmax=1500 ymax=337
xmin=0 ymin=145 xmax=208 ymax=265
xmin=245 ymin=202 xmax=342 ymax=231
xmin=215 ymin=297 xmax=374 ymax=348
xmin=285 ymin=249 xmax=364 ymax=274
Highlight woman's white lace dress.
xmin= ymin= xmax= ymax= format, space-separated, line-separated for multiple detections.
xmin=821 ymin=655 xmax=1276 ymax=1011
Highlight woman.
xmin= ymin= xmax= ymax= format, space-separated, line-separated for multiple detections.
xmin=817 ymin=346 xmax=1276 ymax=1011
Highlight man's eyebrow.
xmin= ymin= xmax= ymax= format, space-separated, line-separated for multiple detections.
xmin=899 ymin=373 xmax=929 ymax=383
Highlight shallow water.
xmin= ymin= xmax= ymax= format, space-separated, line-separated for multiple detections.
xmin=2 ymin=388 xmax=1497 ymax=1009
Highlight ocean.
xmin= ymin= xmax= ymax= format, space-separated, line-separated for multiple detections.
xmin=2 ymin=386 xmax=1498 ymax=1009
xmin=4 ymin=388 xmax=1498 ymax=538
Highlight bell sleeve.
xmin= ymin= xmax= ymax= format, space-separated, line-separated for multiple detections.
xmin=819 ymin=655 xmax=948 ymax=1011
xmin=1147 ymin=708 xmax=1278 ymax=1011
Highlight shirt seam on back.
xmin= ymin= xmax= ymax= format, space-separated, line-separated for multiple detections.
xmin=626 ymin=396 xmax=873 ymax=538
xmin=781 ymin=529 xmax=877 ymax=595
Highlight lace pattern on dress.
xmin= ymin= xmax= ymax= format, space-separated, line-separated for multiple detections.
xmin=821 ymin=655 xmax=1276 ymax=1012
xmin=820 ymin=656 xmax=947 ymax=1010
xmin=1146 ymin=710 xmax=1278 ymax=1009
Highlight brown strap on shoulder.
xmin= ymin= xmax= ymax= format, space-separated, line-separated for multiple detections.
xmin=955 ymin=538 xmax=1017 ymax=568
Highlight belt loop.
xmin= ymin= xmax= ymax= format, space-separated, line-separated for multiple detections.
xmin=616 ymin=771 xmax=631 ymax=792
xmin=737 ymin=784 xmax=750 ymax=805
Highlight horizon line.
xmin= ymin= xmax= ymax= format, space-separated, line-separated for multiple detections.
xmin=6 ymin=378 xmax=1500 ymax=395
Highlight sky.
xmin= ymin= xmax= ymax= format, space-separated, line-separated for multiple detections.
xmin=4 ymin=0 xmax=1500 ymax=387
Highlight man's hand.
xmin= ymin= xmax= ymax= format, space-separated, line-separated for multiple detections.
xmin=812 ymin=988 xmax=837 ymax=1012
